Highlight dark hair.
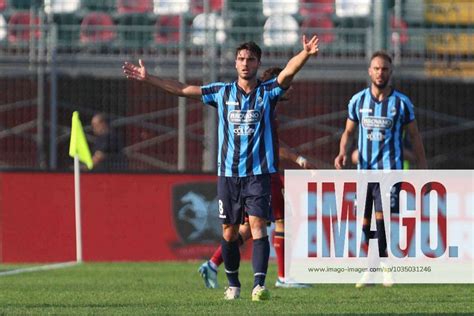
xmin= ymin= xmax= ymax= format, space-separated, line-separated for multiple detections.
xmin=370 ymin=50 xmax=392 ymax=65
xmin=260 ymin=67 xmax=282 ymax=81
xmin=235 ymin=41 xmax=262 ymax=61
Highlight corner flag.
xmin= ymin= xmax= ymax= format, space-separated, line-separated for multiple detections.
xmin=69 ymin=111 xmax=93 ymax=169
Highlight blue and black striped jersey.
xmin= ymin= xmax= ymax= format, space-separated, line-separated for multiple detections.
xmin=348 ymin=88 xmax=415 ymax=170
xmin=201 ymin=78 xmax=285 ymax=177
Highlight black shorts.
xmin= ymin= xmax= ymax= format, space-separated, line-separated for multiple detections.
xmin=363 ymin=182 xmax=401 ymax=218
xmin=217 ymin=174 xmax=272 ymax=225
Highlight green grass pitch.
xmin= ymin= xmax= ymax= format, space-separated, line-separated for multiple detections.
xmin=0 ymin=262 xmax=473 ymax=315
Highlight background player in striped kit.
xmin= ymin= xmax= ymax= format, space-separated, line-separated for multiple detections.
xmin=198 ymin=67 xmax=316 ymax=290
xmin=123 ymin=35 xmax=319 ymax=300
xmin=334 ymin=50 xmax=427 ymax=287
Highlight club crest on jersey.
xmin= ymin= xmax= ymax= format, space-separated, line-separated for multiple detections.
xmin=390 ymin=106 xmax=397 ymax=116
xmin=362 ymin=117 xmax=393 ymax=129
xmin=228 ymin=110 xmax=261 ymax=124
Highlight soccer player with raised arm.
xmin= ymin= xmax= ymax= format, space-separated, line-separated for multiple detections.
xmin=334 ymin=51 xmax=427 ymax=287
xmin=123 ymin=35 xmax=319 ymax=300
xmin=197 ymin=67 xmax=315 ymax=290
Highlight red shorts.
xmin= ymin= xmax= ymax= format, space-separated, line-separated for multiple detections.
xmin=271 ymin=173 xmax=284 ymax=221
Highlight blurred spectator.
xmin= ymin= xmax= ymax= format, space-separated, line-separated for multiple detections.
xmin=91 ymin=113 xmax=127 ymax=171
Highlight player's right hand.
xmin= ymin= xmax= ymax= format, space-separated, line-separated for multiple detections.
xmin=334 ymin=154 xmax=346 ymax=169
xmin=123 ymin=59 xmax=148 ymax=81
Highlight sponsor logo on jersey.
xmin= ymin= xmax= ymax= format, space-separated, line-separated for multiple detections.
xmin=362 ymin=116 xmax=393 ymax=129
xmin=359 ymin=108 xmax=373 ymax=113
xmin=234 ymin=125 xmax=256 ymax=136
xmin=367 ymin=131 xmax=385 ymax=141
xmin=228 ymin=110 xmax=261 ymax=124
xmin=226 ymin=101 xmax=239 ymax=106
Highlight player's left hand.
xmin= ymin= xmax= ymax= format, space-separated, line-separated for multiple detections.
xmin=302 ymin=35 xmax=319 ymax=56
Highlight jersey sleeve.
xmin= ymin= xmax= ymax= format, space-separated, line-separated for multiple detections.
xmin=201 ymin=83 xmax=224 ymax=108
xmin=401 ymin=96 xmax=415 ymax=125
xmin=347 ymin=94 xmax=359 ymax=122
xmin=264 ymin=77 xmax=286 ymax=100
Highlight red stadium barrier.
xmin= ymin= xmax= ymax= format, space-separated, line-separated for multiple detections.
xmin=0 ymin=172 xmax=253 ymax=263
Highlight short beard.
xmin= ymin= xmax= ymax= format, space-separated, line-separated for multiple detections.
xmin=373 ymin=80 xmax=388 ymax=90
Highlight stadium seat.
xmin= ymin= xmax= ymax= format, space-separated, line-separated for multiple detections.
xmin=191 ymin=0 xmax=222 ymax=14
xmin=335 ymin=0 xmax=370 ymax=18
xmin=44 ymin=0 xmax=80 ymax=14
xmin=117 ymin=0 xmax=153 ymax=14
xmin=0 ymin=0 xmax=7 ymax=12
xmin=262 ymin=0 xmax=299 ymax=17
xmin=81 ymin=0 xmax=116 ymax=12
xmin=0 ymin=14 xmax=6 ymax=41
xmin=390 ymin=16 xmax=408 ymax=46
xmin=263 ymin=14 xmax=299 ymax=47
xmin=153 ymin=0 xmax=189 ymax=15
xmin=191 ymin=12 xmax=225 ymax=45
xmin=80 ymin=12 xmax=116 ymax=44
xmin=301 ymin=15 xmax=335 ymax=44
xmin=7 ymin=11 xmax=40 ymax=43
xmin=117 ymin=13 xmax=154 ymax=48
xmin=154 ymin=14 xmax=180 ymax=44
xmin=9 ymin=0 xmax=43 ymax=10
xmin=228 ymin=0 xmax=264 ymax=43
xmin=299 ymin=0 xmax=334 ymax=16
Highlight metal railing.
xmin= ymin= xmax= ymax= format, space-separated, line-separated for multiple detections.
xmin=0 ymin=0 xmax=473 ymax=171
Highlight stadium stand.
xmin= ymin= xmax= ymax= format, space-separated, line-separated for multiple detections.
xmin=0 ymin=14 xmax=6 ymax=41
xmin=300 ymin=0 xmax=334 ymax=15
xmin=154 ymin=14 xmax=181 ymax=44
xmin=191 ymin=12 xmax=225 ymax=45
xmin=80 ymin=12 xmax=116 ymax=45
xmin=7 ymin=11 xmax=40 ymax=44
xmin=263 ymin=14 xmax=299 ymax=47
xmin=299 ymin=0 xmax=336 ymax=44
xmin=116 ymin=0 xmax=155 ymax=49
xmin=262 ymin=0 xmax=299 ymax=17
xmin=301 ymin=14 xmax=335 ymax=44
xmin=81 ymin=0 xmax=116 ymax=12
xmin=0 ymin=0 xmax=473 ymax=172
xmin=117 ymin=0 xmax=153 ymax=14
xmin=9 ymin=0 xmax=44 ymax=10
xmin=191 ymin=0 xmax=222 ymax=14
xmin=117 ymin=13 xmax=155 ymax=48
xmin=44 ymin=0 xmax=80 ymax=14
xmin=228 ymin=0 xmax=264 ymax=43
xmin=153 ymin=0 xmax=189 ymax=15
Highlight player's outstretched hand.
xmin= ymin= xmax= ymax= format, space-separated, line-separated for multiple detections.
xmin=302 ymin=35 xmax=319 ymax=56
xmin=334 ymin=154 xmax=346 ymax=170
xmin=123 ymin=59 xmax=148 ymax=82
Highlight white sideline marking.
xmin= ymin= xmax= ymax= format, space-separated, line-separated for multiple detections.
xmin=0 ymin=261 xmax=79 ymax=277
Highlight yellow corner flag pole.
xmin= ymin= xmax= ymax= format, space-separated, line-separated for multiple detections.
xmin=69 ymin=111 xmax=93 ymax=263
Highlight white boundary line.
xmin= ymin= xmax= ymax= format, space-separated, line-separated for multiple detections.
xmin=0 ymin=261 xmax=79 ymax=277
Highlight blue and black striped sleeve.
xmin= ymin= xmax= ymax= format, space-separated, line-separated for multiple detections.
xmin=263 ymin=78 xmax=286 ymax=100
xmin=401 ymin=96 xmax=415 ymax=125
xmin=347 ymin=94 xmax=359 ymax=122
xmin=201 ymin=83 xmax=224 ymax=108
